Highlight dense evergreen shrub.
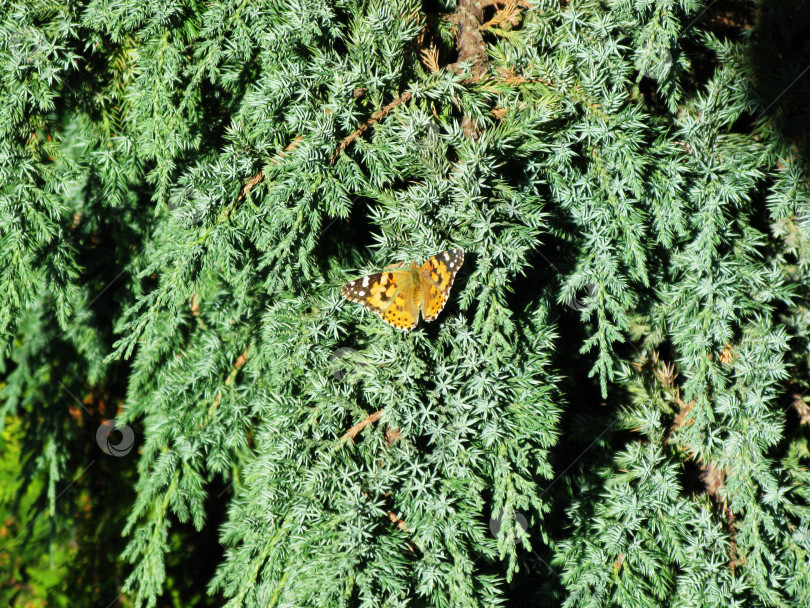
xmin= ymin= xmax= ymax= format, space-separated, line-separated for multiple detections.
xmin=1 ymin=0 xmax=809 ymax=606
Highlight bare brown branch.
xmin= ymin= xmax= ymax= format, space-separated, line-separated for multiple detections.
xmin=341 ymin=410 xmax=383 ymax=442
xmin=664 ymin=389 xmax=696 ymax=445
xmin=236 ymin=170 xmax=265 ymax=204
xmin=330 ymin=92 xmax=413 ymax=163
xmin=448 ymin=0 xmax=489 ymax=79
xmin=388 ymin=511 xmax=407 ymax=530
xmin=446 ymin=0 xmax=492 ymax=136
xmin=228 ymin=136 xmax=304 ymax=219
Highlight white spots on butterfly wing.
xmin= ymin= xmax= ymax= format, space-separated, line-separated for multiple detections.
xmin=362 ymin=276 xmax=369 ymax=287
xmin=358 ymin=290 xmax=365 ymax=296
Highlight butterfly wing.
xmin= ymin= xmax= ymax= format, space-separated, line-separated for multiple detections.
xmin=420 ymin=249 xmax=464 ymax=322
xmin=342 ymin=270 xmax=419 ymax=331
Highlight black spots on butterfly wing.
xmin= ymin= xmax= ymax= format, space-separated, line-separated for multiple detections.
xmin=439 ymin=248 xmax=464 ymax=283
xmin=382 ymin=291 xmax=419 ymax=331
xmin=420 ymin=249 xmax=464 ymax=292
xmin=343 ymin=252 xmax=464 ymax=330
xmin=418 ymin=248 xmax=464 ymax=323
xmin=421 ymin=249 xmax=464 ymax=283
xmin=421 ymin=282 xmax=448 ymax=321
xmin=342 ymin=273 xmax=384 ymax=304
xmin=342 ymin=270 xmax=415 ymax=330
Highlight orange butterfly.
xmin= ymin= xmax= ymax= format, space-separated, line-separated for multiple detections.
xmin=342 ymin=249 xmax=464 ymax=331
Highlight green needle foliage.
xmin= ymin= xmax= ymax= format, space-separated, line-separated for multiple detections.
xmin=1 ymin=0 xmax=809 ymax=606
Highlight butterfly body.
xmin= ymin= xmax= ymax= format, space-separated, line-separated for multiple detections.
xmin=342 ymin=249 xmax=464 ymax=331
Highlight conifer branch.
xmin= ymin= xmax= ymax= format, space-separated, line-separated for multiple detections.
xmin=330 ymin=92 xmax=412 ymax=163
xmin=226 ymin=347 xmax=249 ymax=386
xmin=340 ymin=410 xmax=383 ymax=441
xmin=228 ymin=136 xmax=304 ymax=217
xmin=10 ymin=1 xmax=810 ymax=604
xmin=236 ymin=170 xmax=266 ymax=205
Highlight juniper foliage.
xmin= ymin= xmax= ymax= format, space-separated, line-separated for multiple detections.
xmin=1 ymin=0 xmax=810 ymax=607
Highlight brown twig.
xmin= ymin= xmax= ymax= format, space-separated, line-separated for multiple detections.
xmin=388 ymin=511 xmax=416 ymax=552
xmin=388 ymin=511 xmax=407 ymax=530
xmin=664 ymin=388 xmax=696 ymax=445
xmin=493 ymin=66 xmax=554 ymax=88
xmin=209 ymin=345 xmax=251 ymax=413
xmin=330 ymin=92 xmax=413 ymax=163
xmin=232 ymin=347 xmax=249 ymax=372
xmin=227 ymin=136 xmax=304 ymax=218
xmin=613 ymin=552 xmax=625 ymax=574
xmin=341 ymin=410 xmax=383 ymax=441
xmin=236 ymin=170 xmax=265 ymax=204
xmin=224 ymin=347 xmax=249 ymax=387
